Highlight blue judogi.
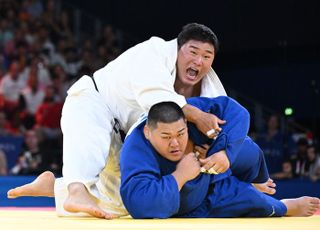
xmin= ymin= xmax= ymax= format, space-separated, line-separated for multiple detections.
xmin=120 ymin=96 xmax=286 ymax=219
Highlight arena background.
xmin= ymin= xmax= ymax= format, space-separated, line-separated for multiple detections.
xmin=0 ymin=0 xmax=319 ymax=207
xmin=65 ymin=0 xmax=320 ymax=132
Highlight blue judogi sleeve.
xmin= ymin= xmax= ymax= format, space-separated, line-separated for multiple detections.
xmin=187 ymin=96 xmax=269 ymax=183
xmin=187 ymin=96 xmax=250 ymax=166
xmin=120 ymin=124 xmax=180 ymax=219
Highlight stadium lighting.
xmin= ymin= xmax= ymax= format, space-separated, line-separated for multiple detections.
xmin=284 ymin=107 xmax=293 ymax=116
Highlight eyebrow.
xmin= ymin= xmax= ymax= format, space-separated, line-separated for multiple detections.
xmin=189 ymin=45 xmax=214 ymax=55
xmin=161 ymin=127 xmax=187 ymax=135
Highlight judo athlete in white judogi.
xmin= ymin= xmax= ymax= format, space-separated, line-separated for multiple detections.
xmin=120 ymin=99 xmax=320 ymax=218
xmin=7 ymin=23 xmax=272 ymax=218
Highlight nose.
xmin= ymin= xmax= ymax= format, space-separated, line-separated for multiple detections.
xmin=169 ymin=138 xmax=179 ymax=147
xmin=193 ymin=55 xmax=203 ymax=66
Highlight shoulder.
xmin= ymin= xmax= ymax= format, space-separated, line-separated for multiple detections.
xmin=144 ymin=37 xmax=177 ymax=54
xmin=121 ymin=121 xmax=153 ymax=161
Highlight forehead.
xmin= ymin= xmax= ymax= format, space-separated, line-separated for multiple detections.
xmin=154 ymin=119 xmax=187 ymax=133
xmin=182 ymin=40 xmax=215 ymax=53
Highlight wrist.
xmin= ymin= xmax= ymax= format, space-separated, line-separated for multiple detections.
xmin=172 ymin=170 xmax=188 ymax=191
xmin=182 ymin=104 xmax=201 ymax=123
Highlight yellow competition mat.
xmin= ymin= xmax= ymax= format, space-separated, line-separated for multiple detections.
xmin=0 ymin=208 xmax=319 ymax=230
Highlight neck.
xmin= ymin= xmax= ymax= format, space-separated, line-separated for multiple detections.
xmin=174 ymin=78 xmax=202 ymax=98
xmin=184 ymin=139 xmax=194 ymax=154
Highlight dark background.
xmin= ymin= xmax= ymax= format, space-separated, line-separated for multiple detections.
xmin=66 ymin=0 xmax=320 ymax=130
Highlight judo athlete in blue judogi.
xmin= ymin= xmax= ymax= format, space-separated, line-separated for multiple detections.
xmin=120 ymin=97 xmax=320 ymax=218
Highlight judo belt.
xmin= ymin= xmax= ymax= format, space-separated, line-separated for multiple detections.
xmin=89 ymin=75 xmax=126 ymax=143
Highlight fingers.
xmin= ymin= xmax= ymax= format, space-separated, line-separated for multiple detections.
xmin=217 ymin=118 xmax=227 ymax=125
xmin=199 ymin=161 xmax=221 ymax=174
xmin=194 ymin=145 xmax=209 ymax=158
xmin=200 ymin=166 xmax=219 ymax=175
xmin=206 ymin=129 xmax=222 ymax=139
xmin=192 ymin=152 xmax=200 ymax=161
xmin=198 ymin=160 xmax=228 ymax=174
xmin=206 ymin=129 xmax=219 ymax=137
xmin=198 ymin=157 xmax=208 ymax=165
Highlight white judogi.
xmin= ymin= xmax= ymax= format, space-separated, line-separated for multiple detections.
xmin=56 ymin=37 xmax=226 ymax=216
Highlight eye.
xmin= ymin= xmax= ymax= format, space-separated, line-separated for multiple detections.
xmin=162 ymin=136 xmax=171 ymax=140
xmin=190 ymin=50 xmax=197 ymax=55
xmin=204 ymin=55 xmax=211 ymax=60
xmin=177 ymin=132 xmax=185 ymax=137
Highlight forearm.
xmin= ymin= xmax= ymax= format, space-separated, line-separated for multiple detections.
xmin=182 ymin=104 xmax=202 ymax=123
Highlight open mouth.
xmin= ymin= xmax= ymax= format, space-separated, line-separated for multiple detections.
xmin=170 ymin=149 xmax=181 ymax=155
xmin=186 ymin=67 xmax=199 ymax=81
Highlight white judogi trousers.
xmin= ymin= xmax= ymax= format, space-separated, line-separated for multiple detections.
xmin=56 ymin=76 xmax=128 ymax=216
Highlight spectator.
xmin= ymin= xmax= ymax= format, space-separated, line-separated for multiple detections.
xmin=271 ymin=159 xmax=293 ymax=180
xmin=290 ymin=138 xmax=309 ymax=178
xmin=21 ymin=64 xmax=45 ymax=115
xmin=0 ymin=61 xmax=25 ymax=109
xmin=0 ymin=111 xmax=12 ymax=136
xmin=10 ymin=129 xmax=50 ymax=175
xmin=24 ymin=0 xmax=44 ymax=19
xmin=35 ymin=85 xmax=63 ymax=140
xmin=255 ymin=114 xmax=295 ymax=174
xmin=305 ymin=145 xmax=320 ymax=182
xmin=0 ymin=149 xmax=8 ymax=175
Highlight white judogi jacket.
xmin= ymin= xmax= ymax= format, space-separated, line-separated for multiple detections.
xmin=85 ymin=37 xmax=225 ymax=132
xmin=58 ymin=37 xmax=226 ymax=217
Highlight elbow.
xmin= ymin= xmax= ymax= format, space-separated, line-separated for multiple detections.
xmin=128 ymin=206 xmax=174 ymax=219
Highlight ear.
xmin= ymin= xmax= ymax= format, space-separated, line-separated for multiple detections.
xmin=143 ymin=125 xmax=150 ymax=140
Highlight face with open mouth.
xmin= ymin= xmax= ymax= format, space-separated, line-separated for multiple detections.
xmin=176 ymin=40 xmax=215 ymax=87
xmin=144 ymin=119 xmax=188 ymax=162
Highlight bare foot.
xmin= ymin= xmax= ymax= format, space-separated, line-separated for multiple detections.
xmin=282 ymin=196 xmax=320 ymax=216
xmin=63 ymin=182 xmax=115 ymax=219
xmin=252 ymin=178 xmax=276 ymax=195
xmin=7 ymin=171 xmax=55 ymax=198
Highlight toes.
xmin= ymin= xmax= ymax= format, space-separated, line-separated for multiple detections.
xmin=267 ymin=188 xmax=276 ymax=195
xmin=92 ymin=209 xmax=107 ymax=218
xmin=310 ymin=198 xmax=320 ymax=204
xmin=7 ymin=189 xmax=16 ymax=198
xmin=104 ymin=213 xmax=115 ymax=219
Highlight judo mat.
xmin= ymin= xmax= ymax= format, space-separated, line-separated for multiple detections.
xmin=1 ymin=207 xmax=319 ymax=230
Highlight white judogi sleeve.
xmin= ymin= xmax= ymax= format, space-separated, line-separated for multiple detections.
xmin=93 ymin=37 xmax=187 ymax=131
xmin=129 ymin=38 xmax=187 ymax=110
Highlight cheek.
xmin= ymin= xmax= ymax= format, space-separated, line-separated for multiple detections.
xmin=180 ymin=136 xmax=189 ymax=148
xmin=203 ymin=61 xmax=212 ymax=71
xmin=179 ymin=52 xmax=192 ymax=65
xmin=153 ymin=139 xmax=167 ymax=152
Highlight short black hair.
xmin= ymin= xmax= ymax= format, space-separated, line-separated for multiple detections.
xmin=147 ymin=102 xmax=185 ymax=129
xmin=177 ymin=23 xmax=219 ymax=54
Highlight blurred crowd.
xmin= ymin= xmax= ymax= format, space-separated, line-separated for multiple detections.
xmin=0 ymin=0 xmax=319 ymax=183
xmin=251 ymin=114 xmax=320 ymax=182
xmin=0 ymin=0 xmax=124 ymax=176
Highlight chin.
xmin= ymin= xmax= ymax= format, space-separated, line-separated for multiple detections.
xmin=184 ymin=77 xmax=200 ymax=86
xmin=169 ymin=155 xmax=183 ymax=162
